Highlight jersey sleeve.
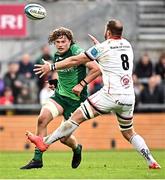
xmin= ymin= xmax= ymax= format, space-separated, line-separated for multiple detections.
xmin=85 ymin=43 xmax=103 ymax=61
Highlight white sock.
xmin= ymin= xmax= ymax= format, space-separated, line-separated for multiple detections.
xmin=130 ymin=134 xmax=156 ymax=165
xmin=43 ymin=119 xmax=79 ymax=145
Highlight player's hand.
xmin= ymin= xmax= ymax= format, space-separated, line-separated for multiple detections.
xmin=88 ymin=34 xmax=100 ymax=44
xmin=33 ymin=59 xmax=51 ymax=78
xmin=72 ymin=84 xmax=84 ymax=97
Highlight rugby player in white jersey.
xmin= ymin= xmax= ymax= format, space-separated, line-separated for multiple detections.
xmin=28 ymin=19 xmax=160 ymax=169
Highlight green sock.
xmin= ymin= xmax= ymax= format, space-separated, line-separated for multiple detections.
xmin=33 ymin=148 xmax=43 ymax=161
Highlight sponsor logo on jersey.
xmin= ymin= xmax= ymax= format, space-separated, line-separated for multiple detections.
xmin=110 ymin=45 xmax=130 ymax=49
xmin=58 ymin=67 xmax=75 ymax=72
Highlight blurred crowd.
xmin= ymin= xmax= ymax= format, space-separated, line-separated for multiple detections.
xmin=0 ymin=45 xmax=165 ymax=109
xmin=0 ymin=45 xmax=54 ymax=106
xmin=133 ymin=53 xmax=165 ymax=106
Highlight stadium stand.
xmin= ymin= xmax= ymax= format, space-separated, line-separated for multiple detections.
xmin=0 ymin=1 xmax=164 ymax=113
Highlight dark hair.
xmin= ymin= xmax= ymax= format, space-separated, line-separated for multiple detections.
xmin=106 ymin=20 xmax=123 ymax=36
xmin=48 ymin=27 xmax=74 ymax=45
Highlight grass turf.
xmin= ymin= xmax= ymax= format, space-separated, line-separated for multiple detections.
xmin=0 ymin=150 xmax=164 ymax=179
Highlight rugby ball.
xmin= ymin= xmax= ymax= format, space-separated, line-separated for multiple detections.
xmin=24 ymin=3 xmax=46 ymax=20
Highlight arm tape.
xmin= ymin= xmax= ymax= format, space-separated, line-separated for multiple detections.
xmin=79 ymin=81 xmax=85 ymax=88
xmin=51 ymin=63 xmax=56 ymax=71
xmin=82 ymin=79 xmax=88 ymax=85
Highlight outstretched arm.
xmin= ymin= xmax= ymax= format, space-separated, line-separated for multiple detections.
xmin=56 ymin=53 xmax=90 ymax=70
xmin=34 ymin=53 xmax=90 ymax=78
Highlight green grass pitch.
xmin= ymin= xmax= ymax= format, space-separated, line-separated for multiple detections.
xmin=0 ymin=150 xmax=164 ymax=179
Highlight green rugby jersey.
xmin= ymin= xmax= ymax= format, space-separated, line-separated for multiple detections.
xmin=53 ymin=43 xmax=87 ymax=101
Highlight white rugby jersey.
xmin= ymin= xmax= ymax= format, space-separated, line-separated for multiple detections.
xmin=85 ymin=38 xmax=134 ymax=95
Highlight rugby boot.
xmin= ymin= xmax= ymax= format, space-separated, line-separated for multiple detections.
xmin=20 ymin=159 xmax=43 ymax=169
xmin=149 ymin=162 xmax=161 ymax=169
xmin=72 ymin=144 xmax=82 ymax=168
xmin=26 ymin=131 xmax=49 ymax=152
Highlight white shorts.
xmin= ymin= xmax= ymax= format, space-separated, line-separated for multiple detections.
xmin=87 ymin=88 xmax=135 ymax=130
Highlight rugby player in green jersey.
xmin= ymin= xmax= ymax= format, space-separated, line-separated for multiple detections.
xmin=20 ymin=27 xmax=101 ymax=169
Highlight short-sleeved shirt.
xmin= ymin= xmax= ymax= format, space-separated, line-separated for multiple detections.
xmin=85 ymin=38 xmax=134 ymax=95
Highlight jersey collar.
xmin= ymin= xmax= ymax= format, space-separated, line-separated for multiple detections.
xmin=110 ymin=36 xmax=122 ymax=39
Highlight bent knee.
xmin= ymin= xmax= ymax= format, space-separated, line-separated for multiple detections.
xmin=60 ymin=137 xmax=68 ymax=144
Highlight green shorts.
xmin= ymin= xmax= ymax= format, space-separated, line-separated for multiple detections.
xmin=50 ymin=92 xmax=85 ymax=120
